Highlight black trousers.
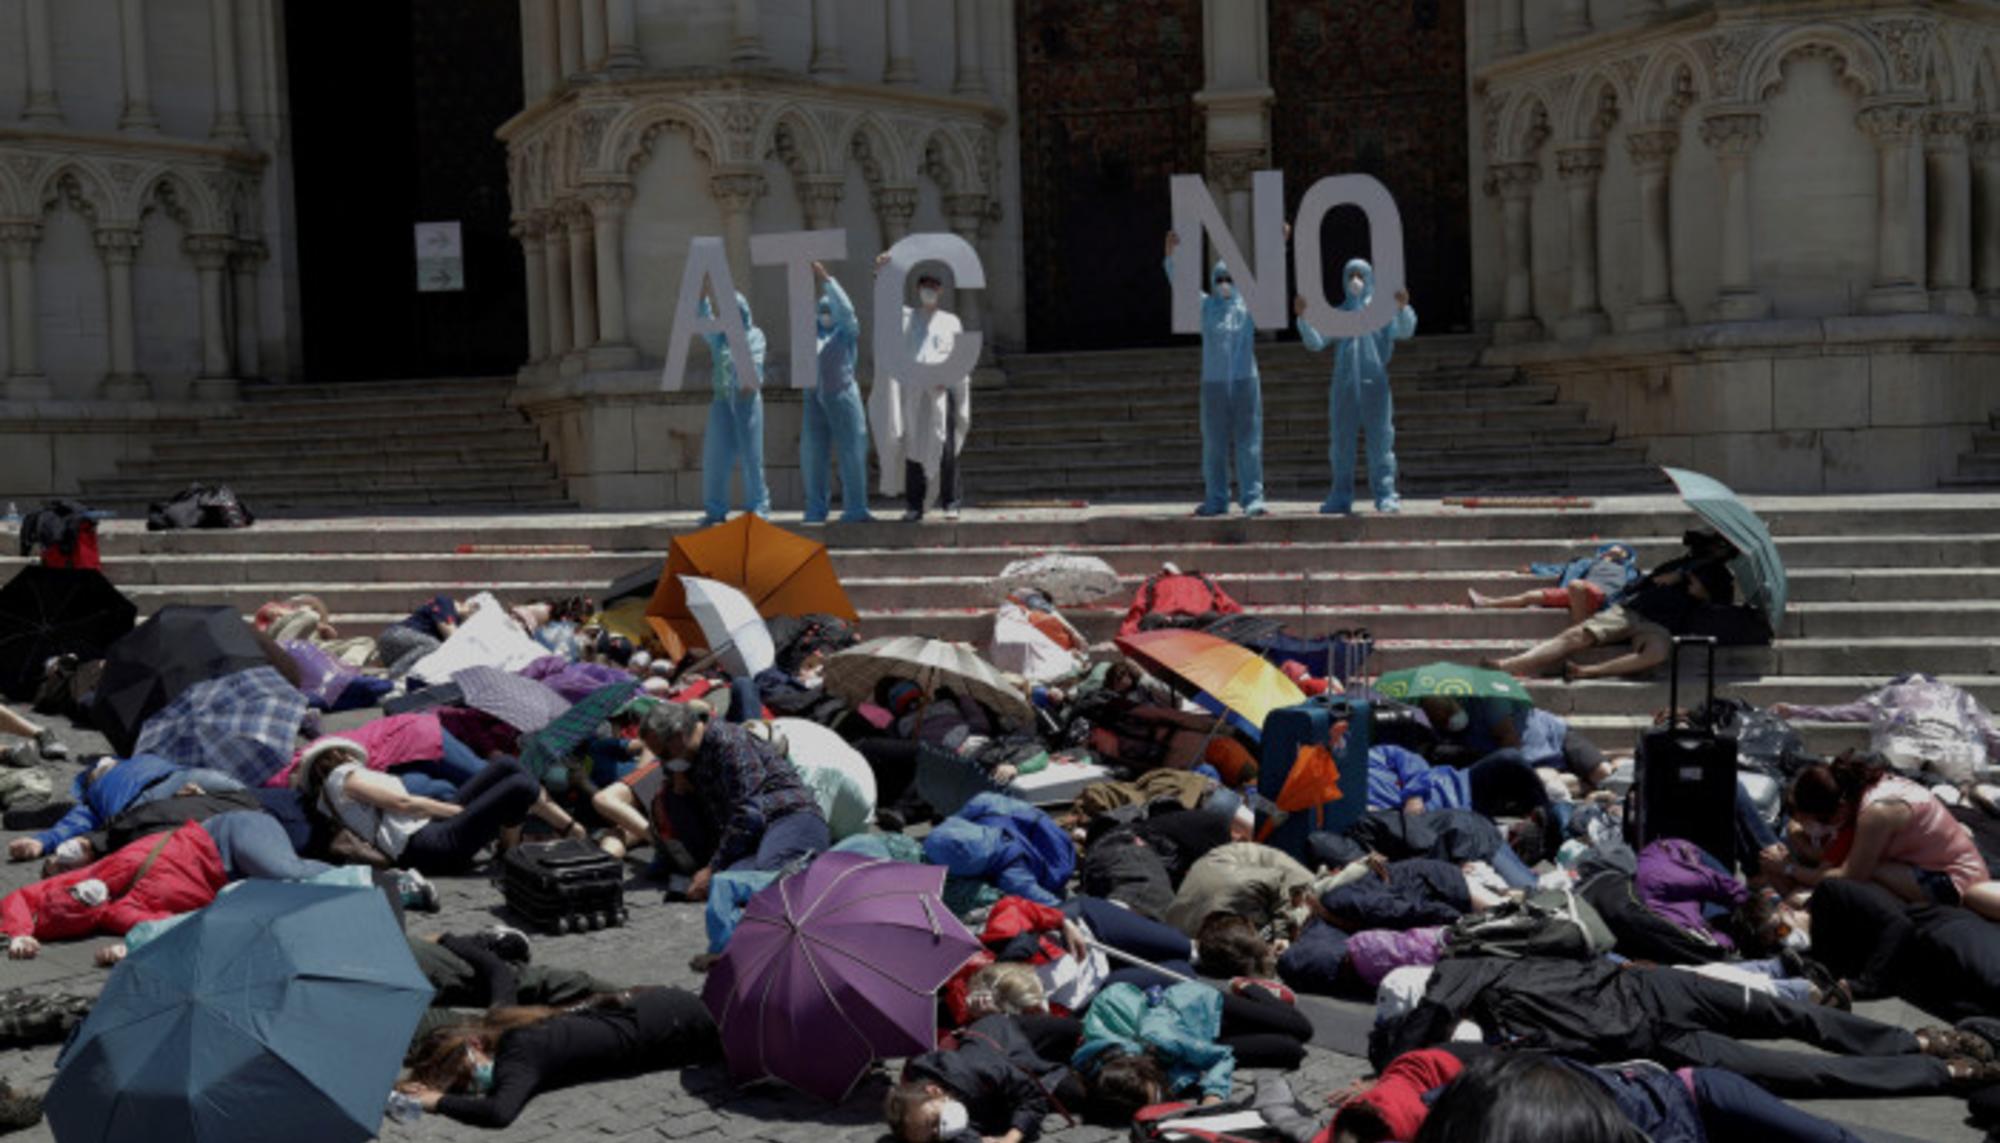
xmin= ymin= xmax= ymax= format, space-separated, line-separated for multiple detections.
xmin=905 ymin=397 xmax=962 ymax=514
xmin=1640 ymin=969 xmax=1946 ymax=1098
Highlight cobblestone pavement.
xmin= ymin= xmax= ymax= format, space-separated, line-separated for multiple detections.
xmin=0 ymin=708 xmax=1980 ymax=1142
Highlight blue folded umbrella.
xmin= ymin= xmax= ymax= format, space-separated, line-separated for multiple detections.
xmin=47 ymin=880 xmax=433 ymax=1143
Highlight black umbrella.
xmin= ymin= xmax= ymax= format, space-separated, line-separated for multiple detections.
xmin=91 ymin=605 xmax=286 ymax=758
xmin=604 ymin=562 xmax=662 ymax=607
xmin=0 ymin=567 xmax=137 ymax=701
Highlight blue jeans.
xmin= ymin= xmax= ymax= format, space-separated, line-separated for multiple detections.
xmin=725 ymin=809 xmax=831 ymax=873
xmin=1063 ymin=897 xmax=1194 ymax=963
xmin=1325 ymin=373 xmax=1397 ymax=513
xmin=204 ymin=811 xmax=332 ymax=881
xmin=702 ymin=392 xmax=770 ymax=522
xmin=1488 ymin=838 xmax=1538 ymax=889
xmin=801 ymin=383 xmax=871 ymax=522
xmin=396 ymin=729 xmax=486 ymax=798
xmin=1198 ymin=378 xmax=1265 ymax=514
xmin=1690 ymin=1066 xmax=1866 ymax=1142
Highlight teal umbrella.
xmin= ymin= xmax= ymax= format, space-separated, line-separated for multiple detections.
xmin=519 ymin=679 xmax=640 ymax=779
xmin=1663 ymin=466 xmax=1787 ymax=623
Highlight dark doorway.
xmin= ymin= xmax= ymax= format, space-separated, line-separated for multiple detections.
xmin=283 ymin=1 xmax=526 ymax=382
xmin=1270 ymin=0 xmax=1472 ymax=332
xmin=1015 ymin=0 xmax=1205 ymax=353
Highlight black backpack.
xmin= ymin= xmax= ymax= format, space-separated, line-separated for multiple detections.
xmin=147 ymin=484 xmax=256 ymax=531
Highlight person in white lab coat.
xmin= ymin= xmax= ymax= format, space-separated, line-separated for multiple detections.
xmin=871 ymin=257 xmax=970 ymax=522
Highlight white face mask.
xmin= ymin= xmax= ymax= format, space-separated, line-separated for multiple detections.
xmin=1780 ymin=927 xmax=1811 ymax=952
xmin=934 ymin=1098 xmax=969 ymax=1139
xmin=1347 ymin=275 xmax=1366 ymax=298
xmin=1216 ymin=282 xmax=1235 ymax=300
xmin=1445 ymin=709 xmax=1470 ymax=734
xmin=919 ymin=286 xmax=941 ymax=307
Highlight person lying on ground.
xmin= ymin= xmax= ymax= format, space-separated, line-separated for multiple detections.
xmin=1772 ymin=672 xmax=2000 ymax=786
xmin=887 ymin=1012 xmax=1085 ymax=1143
xmin=302 ymin=738 xmax=584 ymax=874
xmin=1486 ymin=529 xmax=1737 ymax=681
xmin=398 ymin=987 xmax=719 ymax=1129
xmin=1073 ymin=977 xmax=1314 ymax=1123
xmin=1807 ymin=875 xmax=2000 ymax=1022
xmin=1165 ymin=841 xmax=1321 ymax=938
xmin=637 ymin=701 xmax=828 ymax=900
xmin=0 ymin=704 xmax=66 ymax=765
xmin=1 ymin=820 xmax=225 ymax=960
xmin=8 ymin=755 xmax=238 ymax=865
xmin=1467 ymin=542 xmax=1639 ymax=623
xmin=1782 ymin=751 xmax=2000 ymax=921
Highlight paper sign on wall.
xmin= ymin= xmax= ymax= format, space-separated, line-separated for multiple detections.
xmin=416 ymin=221 xmax=465 ymax=292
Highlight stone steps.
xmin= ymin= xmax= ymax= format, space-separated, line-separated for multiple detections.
xmin=1946 ymin=412 xmax=2000 ymax=487
xmin=967 ymin=403 xmax=1590 ymax=447
xmin=82 ymin=375 xmax=573 ymax=514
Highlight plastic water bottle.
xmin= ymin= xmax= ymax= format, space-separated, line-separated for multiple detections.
xmin=385 ymin=1091 xmax=423 ymax=1125
xmin=1 ymin=503 xmax=16 ymax=527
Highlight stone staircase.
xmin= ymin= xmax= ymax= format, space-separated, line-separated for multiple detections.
xmin=1945 ymin=410 xmax=2000 ymax=487
xmin=78 ymin=377 xmax=572 ymax=514
xmin=12 ymin=495 xmax=2000 ymax=760
xmin=971 ymin=336 xmax=1666 ymax=502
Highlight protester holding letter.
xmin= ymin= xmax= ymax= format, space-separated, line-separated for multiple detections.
xmin=1164 ymin=230 xmax=1267 ymax=519
xmin=698 ymin=289 xmax=770 ymax=525
xmin=801 ymin=261 xmax=873 ymax=525
xmin=1295 ymin=259 xmax=1415 ymax=515
xmin=875 ymin=253 xmax=971 ymax=522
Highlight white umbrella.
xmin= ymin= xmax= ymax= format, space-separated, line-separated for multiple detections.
xmin=773 ymin=717 xmax=876 ymax=840
xmin=822 ymin=635 xmax=1034 ymax=726
xmin=991 ymin=553 xmax=1122 ymax=606
xmin=679 ymin=575 xmax=775 ymax=677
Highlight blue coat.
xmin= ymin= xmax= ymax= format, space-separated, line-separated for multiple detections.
xmin=813 ymin=278 xmax=859 ymax=395
xmin=922 ymin=793 xmax=1075 ymax=906
xmin=1074 ymin=982 xmax=1235 ymax=1101
xmin=1296 ymin=258 xmax=1416 ymax=386
xmin=701 ymin=291 xmax=766 ymax=399
xmin=1366 ymin=745 xmax=1471 ymax=812
xmin=1166 ymin=256 xmax=1258 ymax=383
xmin=1530 ymin=542 xmax=1641 ymax=599
xmin=35 ymin=755 xmax=187 ymax=851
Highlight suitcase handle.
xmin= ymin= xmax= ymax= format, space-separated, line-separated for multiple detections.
xmin=1666 ymin=635 xmax=1718 ymax=728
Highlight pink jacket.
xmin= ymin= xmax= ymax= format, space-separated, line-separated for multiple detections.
xmin=268 ymin=713 xmax=446 ymax=788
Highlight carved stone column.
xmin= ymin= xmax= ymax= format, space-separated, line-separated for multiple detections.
xmin=1555 ymin=147 xmax=1608 ymax=338
xmin=712 ymin=171 xmax=768 ymax=287
xmin=543 ymin=211 xmax=573 ymax=360
xmin=796 ymin=177 xmax=845 ymax=232
xmin=95 ymin=228 xmax=149 ymax=400
xmin=1925 ymin=110 xmax=1977 ymax=315
xmin=1973 ymin=119 xmax=2000 ymax=317
xmin=585 ymin=185 xmax=637 ymax=368
xmin=1625 ymin=128 xmax=1683 ymax=330
xmin=1554 ymin=0 xmax=1591 ymax=39
xmin=230 ymin=239 xmax=263 ymax=379
xmin=514 ymin=217 xmax=550 ymax=365
xmin=603 ymin=0 xmax=642 ymax=71
xmin=186 ymin=235 xmax=238 ymax=400
xmin=558 ymin=0 xmax=583 ymax=82
xmin=882 ymin=0 xmax=916 ymax=84
xmin=1207 ymin=149 xmax=1267 ymax=266
xmin=945 ymin=192 xmax=991 ymax=361
xmin=871 ymin=185 xmax=918 ymax=246
xmin=565 ymin=203 xmax=597 ymax=357
xmin=209 ymin=0 xmax=247 ymax=143
xmin=117 ymin=0 xmax=158 ymax=132
xmin=580 ymin=0 xmax=607 ymax=70
xmin=531 ymin=0 xmax=562 ymax=98
xmin=1495 ymin=0 xmax=1526 ymax=57
xmin=952 ymin=0 xmax=985 ymax=96
xmin=1700 ymin=110 xmax=1770 ymax=321
xmin=0 ymin=225 xmax=44 ymax=398
xmin=1858 ymin=101 xmax=1931 ymax=314
xmin=22 ymin=0 xmax=61 ymax=123
xmin=731 ymin=0 xmax=767 ymax=66
xmin=810 ymin=0 xmax=846 ymax=78
xmin=1487 ymin=161 xmax=1543 ymax=343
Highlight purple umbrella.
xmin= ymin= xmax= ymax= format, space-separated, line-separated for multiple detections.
xmin=519 ymin=655 xmax=631 ymax=703
xmin=701 ymin=851 xmax=980 ymax=1101
xmin=281 ymin=640 xmax=359 ymax=711
xmin=451 ymin=665 xmax=571 ymax=732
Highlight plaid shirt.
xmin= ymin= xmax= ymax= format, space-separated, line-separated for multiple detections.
xmin=689 ymin=720 xmax=822 ymax=870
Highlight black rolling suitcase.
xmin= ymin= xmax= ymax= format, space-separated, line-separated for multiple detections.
xmin=499 ymin=838 xmax=628 ymax=933
xmin=1630 ymin=636 xmax=1739 ymax=870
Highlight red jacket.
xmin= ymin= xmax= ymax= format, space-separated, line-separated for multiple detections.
xmin=1118 ymin=572 xmax=1243 ymax=637
xmin=942 ymin=897 xmax=1073 ymax=1026
xmin=1316 ymin=1049 xmax=1464 ymax=1143
xmin=0 ymin=822 xmax=226 ymax=942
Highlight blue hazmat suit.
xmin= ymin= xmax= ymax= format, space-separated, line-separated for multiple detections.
xmin=800 ymin=277 xmax=872 ymax=523
xmin=1164 ymin=254 xmax=1264 ymax=516
xmin=700 ymin=292 xmax=770 ymax=523
xmin=1297 ymin=258 xmax=1417 ymax=514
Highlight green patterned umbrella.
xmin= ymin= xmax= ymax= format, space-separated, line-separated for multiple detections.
xmin=1373 ymin=661 xmax=1533 ymax=707
xmin=519 ymin=679 xmax=640 ymax=779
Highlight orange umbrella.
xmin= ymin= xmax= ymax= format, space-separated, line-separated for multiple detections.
xmin=1114 ymin=629 xmax=1306 ymax=739
xmin=645 ymin=516 xmax=857 ymax=659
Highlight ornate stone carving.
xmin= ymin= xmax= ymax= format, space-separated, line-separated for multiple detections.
xmin=573 ymin=105 xmax=620 ymax=170
xmin=1972 ymin=118 xmax=2000 ymax=161
xmin=1625 ymin=128 xmax=1680 ymax=172
xmin=92 ymin=226 xmax=141 ymax=263
xmin=1697 ymin=28 xmax=1762 ymax=100
xmin=1924 ymin=110 xmax=1973 ymax=145
xmin=1856 ymin=102 xmax=1925 ymax=143
xmin=1481 ymin=90 xmax=1509 ymax=157
xmin=0 ymin=222 xmax=42 ymax=253
xmin=1866 ymin=17 xmax=1933 ymax=89
xmin=1484 ymin=161 xmax=1541 ymax=199
xmin=1206 ymin=148 xmax=1268 ymax=193
xmin=795 ymin=177 xmax=844 ymax=226
xmin=1700 ymin=111 xmax=1765 ymax=157
xmin=2 ymin=154 xmax=43 ymax=191
xmin=509 ymin=214 xmax=545 ymax=242
xmin=1555 ymin=146 xmax=1605 ymax=182
xmin=43 ymin=171 xmax=100 ymax=221
xmin=581 ymin=182 xmax=635 ymax=219
xmin=182 ymin=233 xmax=233 ymax=270
xmin=716 ymin=99 xmax=761 ymax=161
xmin=709 ymin=171 xmax=767 ymax=213
xmin=103 ymin=160 xmax=141 ymax=198
xmin=943 ymin=192 xmax=989 ymax=234
xmin=870 ymin=185 xmax=918 ymax=222
xmin=1610 ymin=55 xmax=1644 ymax=96
xmin=229 ymin=237 xmax=266 ymax=269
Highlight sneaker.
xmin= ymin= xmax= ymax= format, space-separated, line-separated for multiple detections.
xmin=1192 ymin=504 xmax=1226 ymax=518
xmin=1244 ymin=504 xmax=1270 ymax=518
xmin=799 ymin=515 xmax=827 ymax=526
xmin=1318 ymin=501 xmax=1353 ymax=516
xmin=476 ymin=925 xmax=532 ymax=965
xmin=0 ymin=744 xmax=34 ymax=770
xmin=31 ymin=731 xmax=66 ymax=762
xmin=942 ymin=506 xmax=960 ymax=521
xmin=899 ymin=509 xmax=924 ymax=523
xmin=2 ymin=800 xmax=72 ymax=831
xmin=399 ymin=870 xmax=441 ymax=913
xmin=1375 ymin=500 xmax=1402 ymax=515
